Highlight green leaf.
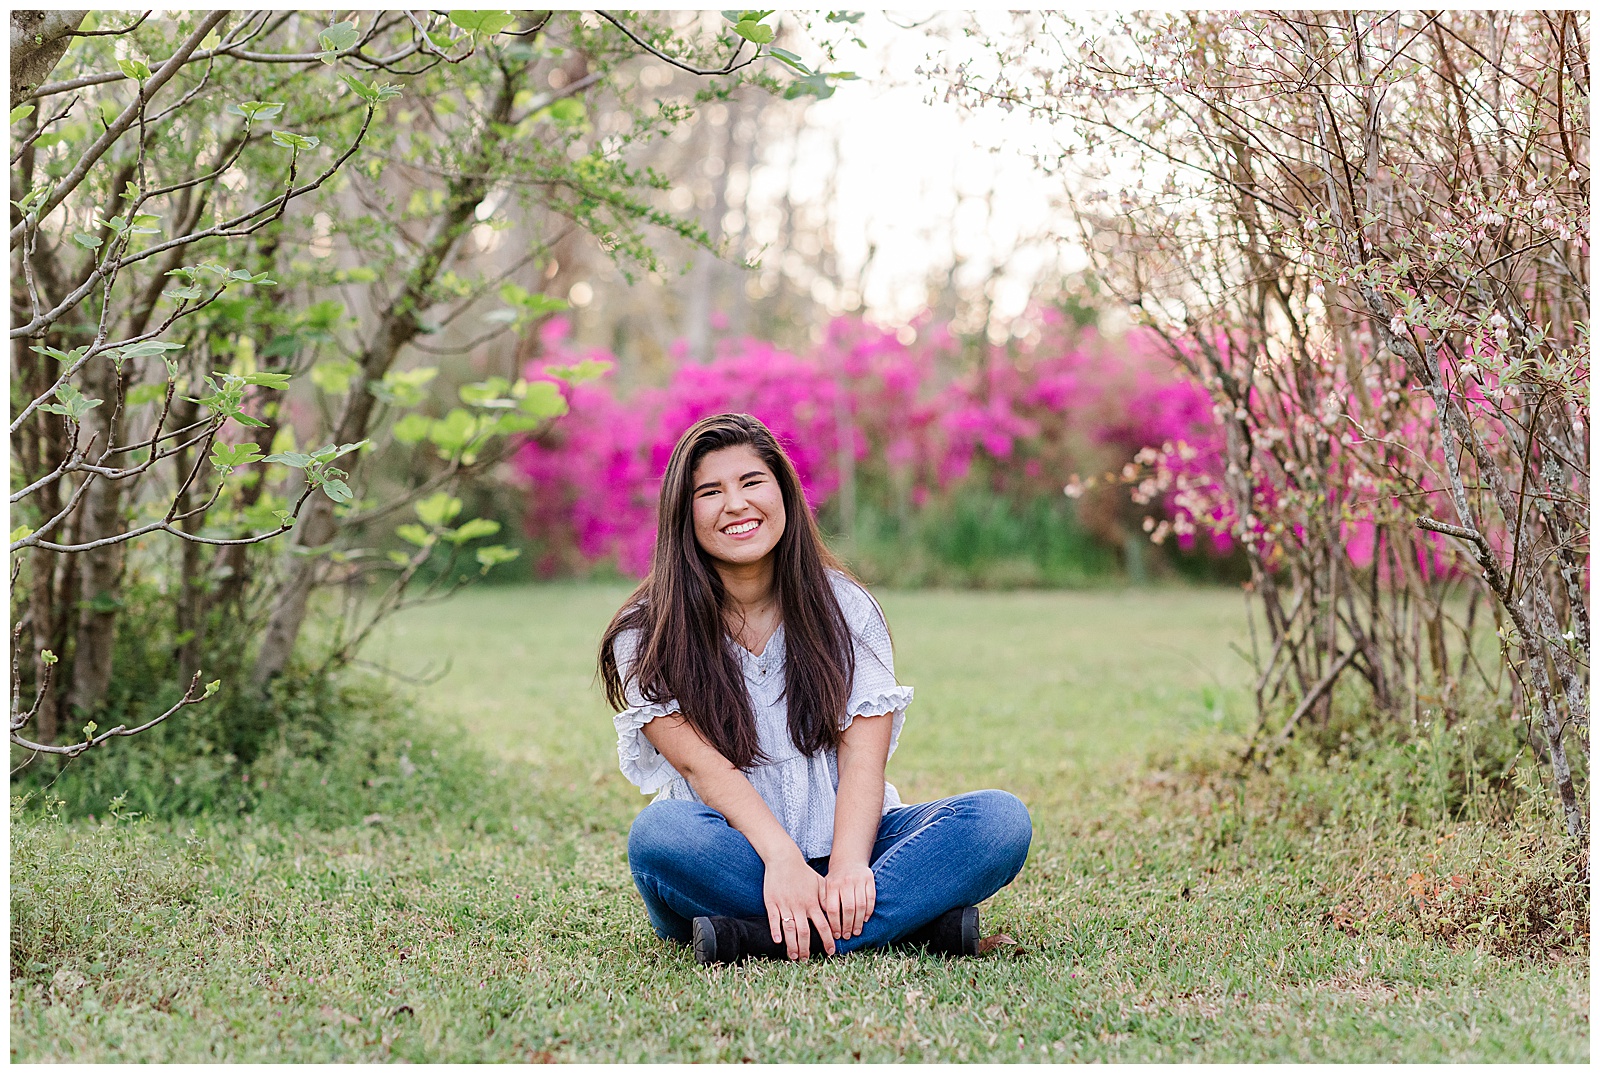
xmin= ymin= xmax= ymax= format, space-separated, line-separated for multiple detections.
xmin=10 ymin=524 xmax=35 ymax=542
xmin=270 ymin=130 xmax=321 ymax=151
xmin=545 ymin=98 xmax=585 ymax=124
xmin=540 ymin=358 xmax=611 ymax=385
xmin=734 ymin=19 xmax=775 ymax=44
xmin=426 ymin=408 xmax=478 ymax=453
xmin=83 ymin=721 xmax=98 ymax=740
xmin=41 ymin=650 xmax=58 ymax=666
xmin=340 ymin=73 xmax=379 ymax=103
xmin=307 ymin=440 xmax=368 ymax=465
xmin=825 ymin=11 xmax=863 ymax=23
xmin=460 ymin=377 xmax=512 ymax=406
xmin=449 ymin=518 xmax=501 ymax=544
xmin=489 ymin=411 xmax=545 ymax=435
xmin=318 ymin=20 xmax=360 ymax=53
xmin=42 ymin=382 xmax=103 ymax=422
xmin=447 ymin=11 xmax=516 ymax=34
xmin=370 ymin=366 xmax=438 ymax=408
xmin=116 ymin=58 xmax=151 ymax=81
xmin=321 ymin=478 xmax=353 ymax=503
xmin=392 ymin=413 xmax=433 ymax=445
xmin=10 ymin=104 xmax=35 ymax=125
xmin=204 ymin=679 xmax=222 ymax=699
xmin=768 ymin=47 xmax=811 ymax=74
xmin=73 ymin=232 xmax=103 ymax=249
xmin=475 ymin=545 xmax=520 ymax=571
xmin=517 ymin=379 xmax=569 ymax=420
xmin=116 ymin=339 xmax=185 ymax=361
xmin=262 ymin=451 xmax=314 ymax=469
xmin=240 ymin=371 xmax=291 ymax=390
xmin=30 ymin=344 xmax=85 ymax=364
xmin=211 ymin=442 xmax=265 ymax=471
xmin=225 ymin=100 xmax=285 ymax=122
xmin=396 ymin=523 xmax=434 ymax=547
xmin=386 ymin=550 xmax=413 ymax=566
xmin=415 ymin=491 xmax=463 ymax=528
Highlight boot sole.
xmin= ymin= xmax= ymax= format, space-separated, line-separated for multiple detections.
xmin=958 ymin=906 xmax=980 ymax=958
xmin=692 ymin=916 xmax=721 ymax=965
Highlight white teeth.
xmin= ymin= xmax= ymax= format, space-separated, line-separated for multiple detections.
xmin=725 ymin=520 xmax=759 ymax=535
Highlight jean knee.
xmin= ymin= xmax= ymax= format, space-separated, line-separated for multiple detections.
xmin=627 ymin=799 xmax=715 ymax=875
xmin=975 ymin=789 xmax=1032 ymax=871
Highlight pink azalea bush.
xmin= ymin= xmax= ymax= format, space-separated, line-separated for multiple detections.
xmin=513 ymin=309 xmax=1229 ymax=578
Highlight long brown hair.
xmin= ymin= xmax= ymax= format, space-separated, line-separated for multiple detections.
xmin=599 ymin=413 xmax=856 ymax=769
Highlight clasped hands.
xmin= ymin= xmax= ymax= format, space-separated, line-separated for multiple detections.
xmin=762 ymin=855 xmax=877 ymax=961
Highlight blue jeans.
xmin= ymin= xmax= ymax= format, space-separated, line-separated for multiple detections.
xmin=626 ymin=789 xmax=1032 ymax=955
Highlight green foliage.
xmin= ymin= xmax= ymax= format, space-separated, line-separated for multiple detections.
xmin=837 ymin=486 xmax=1118 ymax=589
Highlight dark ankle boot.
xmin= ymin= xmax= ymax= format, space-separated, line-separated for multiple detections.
xmin=894 ymin=906 xmax=980 ymax=958
xmin=692 ymin=916 xmax=827 ymax=965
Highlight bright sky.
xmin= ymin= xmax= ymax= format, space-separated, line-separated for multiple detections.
xmin=755 ymin=11 xmax=1085 ymax=331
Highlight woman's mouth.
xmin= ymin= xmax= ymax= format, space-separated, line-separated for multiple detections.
xmin=723 ymin=519 xmax=761 ymax=537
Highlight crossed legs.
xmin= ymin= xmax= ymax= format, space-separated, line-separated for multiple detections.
xmin=627 ymin=789 xmax=1032 ymax=955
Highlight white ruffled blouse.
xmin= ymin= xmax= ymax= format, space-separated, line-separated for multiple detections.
xmin=611 ymin=571 xmax=913 ymax=859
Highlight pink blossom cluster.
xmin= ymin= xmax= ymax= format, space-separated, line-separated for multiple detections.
xmin=512 ymin=310 xmax=1226 ymax=576
xmin=1123 ymin=330 xmax=1474 ymax=582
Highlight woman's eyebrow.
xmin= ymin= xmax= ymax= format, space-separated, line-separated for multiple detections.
xmin=694 ymin=470 xmax=765 ymax=493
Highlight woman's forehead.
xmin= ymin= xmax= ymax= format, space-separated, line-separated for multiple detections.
xmin=692 ymin=443 xmax=769 ymax=481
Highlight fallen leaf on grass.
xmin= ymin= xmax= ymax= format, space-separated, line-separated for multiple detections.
xmin=978 ymin=933 xmax=1019 ymax=956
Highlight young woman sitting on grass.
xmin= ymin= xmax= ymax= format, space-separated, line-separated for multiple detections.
xmin=600 ymin=412 xmax=1032 ymax=965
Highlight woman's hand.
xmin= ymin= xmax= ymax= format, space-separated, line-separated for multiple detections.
xmin=763 ymin=853 xmax=835 ymax=960
xmin=822 ymin=861 xmax=876 ymax=940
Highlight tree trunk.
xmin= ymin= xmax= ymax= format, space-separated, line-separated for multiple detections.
xmin=10 ymin=10 xmax=87 ymax=105
xmin=64 ymin=352 xmax=129 ymax=715
xmin=251 ymin=66 xmax=525 ymax=687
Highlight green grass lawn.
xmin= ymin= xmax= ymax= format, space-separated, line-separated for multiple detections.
xmin=11 ymin=584 xmax=1589 ymax=1061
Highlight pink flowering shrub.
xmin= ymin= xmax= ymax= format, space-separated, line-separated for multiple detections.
xmin=514 ymin=310 xmax=1227 ymax=578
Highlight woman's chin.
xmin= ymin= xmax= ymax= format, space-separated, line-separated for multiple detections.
xmin=713 ymin=542 xmax=777 ymax=568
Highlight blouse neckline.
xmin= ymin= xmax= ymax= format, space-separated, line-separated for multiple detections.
xmin=732 ymin=622 xmax=784 ymax=673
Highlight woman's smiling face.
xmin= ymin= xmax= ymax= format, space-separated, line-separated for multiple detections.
xmin=690 ymin=444 xmax=787 ymax=571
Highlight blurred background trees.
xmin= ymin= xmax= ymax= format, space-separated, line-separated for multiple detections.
xmin=12 ymin=10 xmax=1586 ymax=840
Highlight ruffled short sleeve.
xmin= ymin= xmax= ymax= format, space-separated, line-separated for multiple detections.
xmin=831 ymin=573 xmax=915 ymax=758
xmin=611 ymin=627 xmax=685 ymax=794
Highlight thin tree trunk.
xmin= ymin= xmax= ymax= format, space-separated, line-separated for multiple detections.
xmin=251 ymin=66 xmax=524 ymax=687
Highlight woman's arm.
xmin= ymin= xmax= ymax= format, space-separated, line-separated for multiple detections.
xmin=641 ymin=714 xmax=835 ymax=959
xmin=824 ymin=710 xmax=894 ymax=939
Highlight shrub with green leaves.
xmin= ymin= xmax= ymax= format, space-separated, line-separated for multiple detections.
xmin=8 ymin=9 xmax=840 ymax=769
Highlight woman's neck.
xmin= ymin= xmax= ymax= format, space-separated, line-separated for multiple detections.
xmin=717 ymin=557 xmax=777 ymax=618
